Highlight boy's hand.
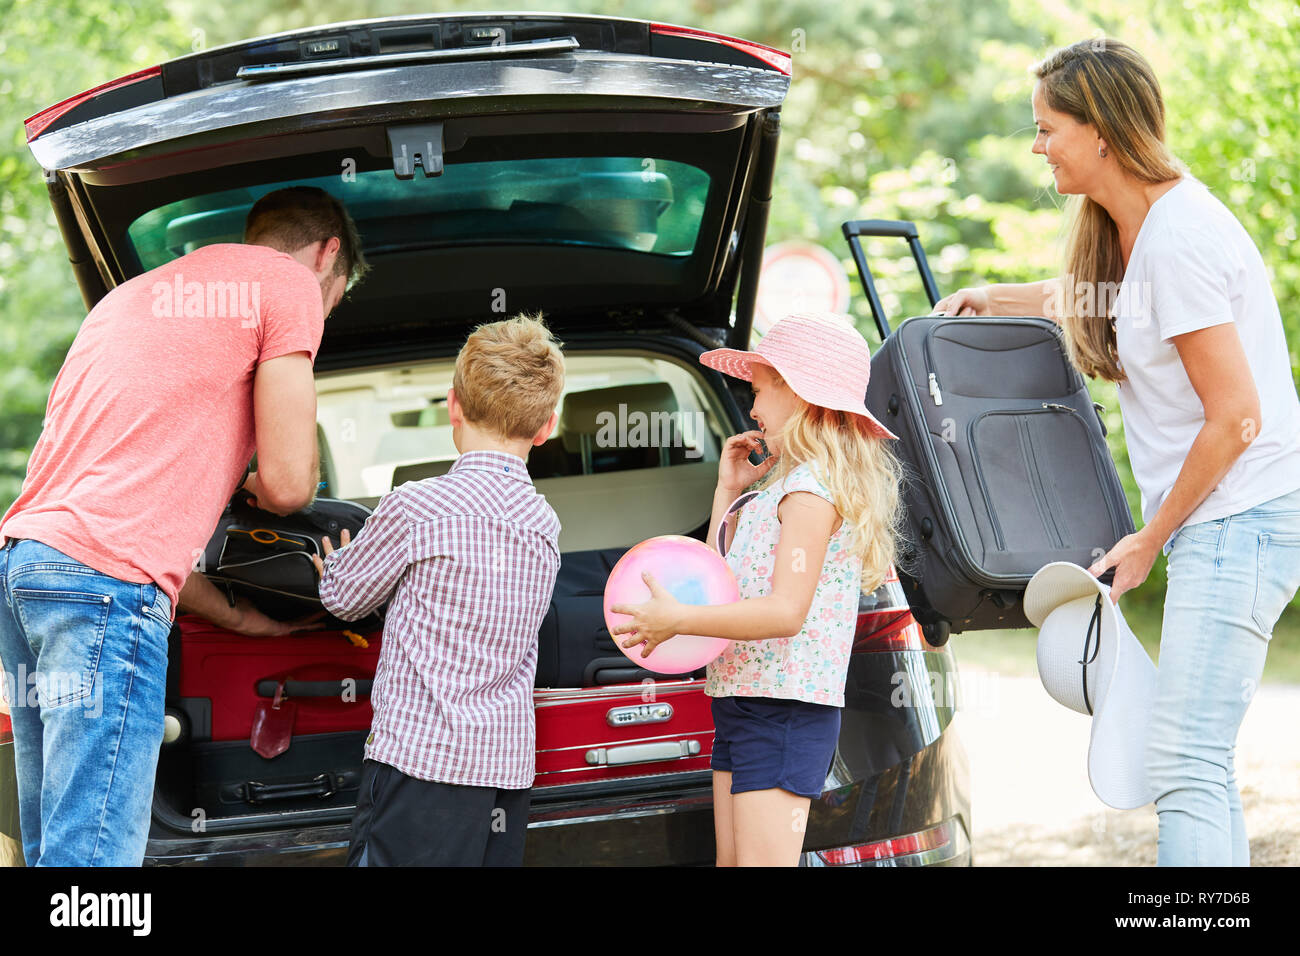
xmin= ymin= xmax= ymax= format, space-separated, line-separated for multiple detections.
xmin=310 ymin=527 xmax=351 ymax=578
xmin=609 ymin=572 xmax=685 ymax=658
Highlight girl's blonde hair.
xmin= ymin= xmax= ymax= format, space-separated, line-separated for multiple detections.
xmin=1032 ymin=38 xmax=1186 ymax=383
xmin=750 ymin=377 xmax=904 ymax=594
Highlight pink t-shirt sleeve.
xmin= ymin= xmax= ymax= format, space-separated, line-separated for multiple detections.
xmin=256 ymin=256 xmax=325 ymax=364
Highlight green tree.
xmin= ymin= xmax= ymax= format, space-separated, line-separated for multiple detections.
xmin=0 ymin=0 xmax=187 ymax=505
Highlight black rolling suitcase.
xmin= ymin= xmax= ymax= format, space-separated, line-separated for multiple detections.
xmin=842 ymin=219 xmax=1135 ymax=642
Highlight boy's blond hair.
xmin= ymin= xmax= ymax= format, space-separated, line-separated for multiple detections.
xmin=452 ymin=313 xmax=565 ymax=441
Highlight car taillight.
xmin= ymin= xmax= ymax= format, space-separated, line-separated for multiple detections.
xmin=853 ymin=610 xmax=927 ymax=652
xmin=649 ymin=23 xmax=792 ymax=75
xmin=815 ymin=820 xmax=953 ymax=865
xmin=24 ymin=65 xmax=162 ymax=142
xmin=852 ymin=566 xmax=931 ymax=651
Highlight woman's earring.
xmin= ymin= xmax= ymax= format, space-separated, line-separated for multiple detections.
xmin=1098 ymin=144 xmax=1108 ymax=158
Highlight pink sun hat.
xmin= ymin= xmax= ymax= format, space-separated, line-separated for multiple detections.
xmin=699 ymin=311 xmax=899 ymax=441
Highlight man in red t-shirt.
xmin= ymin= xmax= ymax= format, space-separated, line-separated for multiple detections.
xmin=0 ymin=186 xmax=366 ymax=866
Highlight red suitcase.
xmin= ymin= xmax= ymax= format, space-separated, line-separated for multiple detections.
xmin=158 ymin=615 xmax=386 ymax=823
xmin=175 ymin=614 xmax=384 ymax=743
xmin=533 ymin=679 xmax=715 ymax=788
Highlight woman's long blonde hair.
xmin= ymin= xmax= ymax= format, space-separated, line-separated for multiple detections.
xmin=1032 ymin=38 xmax=1187 ymax=383
xmin=749 ymin=381 xmax=904 ymax=594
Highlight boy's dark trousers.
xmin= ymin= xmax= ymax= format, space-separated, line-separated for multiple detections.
xmin=346 ymin=758 xmax=531 ymax=866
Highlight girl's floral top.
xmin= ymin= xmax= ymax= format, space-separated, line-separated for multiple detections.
xmin=705 ymin=461 xmax=862 ymax=707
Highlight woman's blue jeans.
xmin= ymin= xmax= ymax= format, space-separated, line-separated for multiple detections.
xmin=0 ymin=537 xmax=172 ymax=866
xmin=1149 ymin=485 xmax=1300 ymax=866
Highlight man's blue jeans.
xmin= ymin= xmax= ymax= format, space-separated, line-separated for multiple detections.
xmin=0 ymin=537 xmax=172 ymax=866
xmin=1149 ymin=485 xmax=1300 ymax=866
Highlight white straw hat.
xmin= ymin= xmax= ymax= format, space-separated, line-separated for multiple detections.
xmin=1025 ymin=562 xmax=1158 ymax=810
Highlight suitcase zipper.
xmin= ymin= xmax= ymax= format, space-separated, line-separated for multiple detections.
xmin=927 ymin=372 xmax=943 ymax=406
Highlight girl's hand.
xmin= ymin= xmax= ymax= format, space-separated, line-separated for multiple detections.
xmin=310 ymin=528 xmax=351 ymax=578
xmin=609 ymin=571 xmax=686 ymax=659
xmin=932 ymin=286 xmax=990 ymax=317
xmin=718 ymin=430 xmax=779 ymax=494
xmin=1087 ymin=529 xmax=1159 ymax=603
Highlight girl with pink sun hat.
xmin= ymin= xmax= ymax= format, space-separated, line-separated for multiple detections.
xmin=610 ymin=311 xmax=903 ymax=866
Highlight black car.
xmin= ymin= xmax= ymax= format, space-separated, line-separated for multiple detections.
xmin=4 ymin=11 xmax=969 ymax=866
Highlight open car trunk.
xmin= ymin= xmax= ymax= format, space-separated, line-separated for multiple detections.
xmin=155 ymin=343 xmax=736 ymax=835
xmin=29 ymin=13 xmax=809 ymax=856
xmin=154 ymin=520 xmax=717 ymax=835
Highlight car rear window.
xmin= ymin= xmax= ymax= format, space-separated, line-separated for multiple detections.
xmin=126 ymin=157 xmax=711 ymax=271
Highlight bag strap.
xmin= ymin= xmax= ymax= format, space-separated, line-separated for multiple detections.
xmin=715 ymin=490 xmax=761 ymax=556
xmin=1078 ymin=594 xmax=1103 ymax=715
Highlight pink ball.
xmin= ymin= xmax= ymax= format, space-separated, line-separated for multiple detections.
xmin=603 ymin=535 xmax=738 ymax=675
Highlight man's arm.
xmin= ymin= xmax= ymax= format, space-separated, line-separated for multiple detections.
xmin=177 ymin=570 xmax=315 ymax=636
xmin=251 ymin=352 xmax=319 ymax=515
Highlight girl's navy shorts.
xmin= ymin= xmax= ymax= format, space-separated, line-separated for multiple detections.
xmin=709 ymin=694 xmax=841 ymax=798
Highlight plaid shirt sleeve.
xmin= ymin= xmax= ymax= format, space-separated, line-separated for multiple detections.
xmin=318 ymin=491 xmax=411 ymax=621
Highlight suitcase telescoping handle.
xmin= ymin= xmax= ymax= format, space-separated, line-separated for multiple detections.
xmin=841 ymin=219 xmax=942 ymax=340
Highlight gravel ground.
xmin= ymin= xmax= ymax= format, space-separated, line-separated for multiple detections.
xmin=958 ymin=665 xmax=1300 ymax=866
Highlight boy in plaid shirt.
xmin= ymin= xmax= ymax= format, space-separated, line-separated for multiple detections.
xmin=313 ymin=313 xmax=565 ymax=866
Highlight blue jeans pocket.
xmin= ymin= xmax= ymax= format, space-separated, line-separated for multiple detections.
xmin=1176 ymin=517 xmax=1226 ymax=549
xmin=1251 ymin=531 xmax=1300 ymax=634
xmin=10 ymin=587 xmax=111 ymax=707
xmin=140 ymin=583 xmax=172 ymax=629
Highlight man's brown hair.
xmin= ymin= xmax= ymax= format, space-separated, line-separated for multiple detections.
xmin=244 ymin=186 xmax=369 ymax=286
xmin=453 ymin=313 xmax=566 ymax=441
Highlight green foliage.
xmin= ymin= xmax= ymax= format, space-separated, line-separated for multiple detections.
xmin=1 ymin=0 xmax=1295 ymax=632
xmin=0 ymin=0 xmax=187 ymax=505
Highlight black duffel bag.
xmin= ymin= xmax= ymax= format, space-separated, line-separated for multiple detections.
xmin=197 ymin=492 xmax=386 ymax=630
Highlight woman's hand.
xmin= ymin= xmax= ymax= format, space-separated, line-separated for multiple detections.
xmin=1087 ymin=529 xmax=1161 ymax=603
xmin=932 ymin=286 xmax=991 ymax=317
xmin=310 ymin=528 xmax=351 ymax=578
xmin=609 ymin=571 xmax=686 ymax=659
xmin=718 ymin=430 xmax=779 ymax=494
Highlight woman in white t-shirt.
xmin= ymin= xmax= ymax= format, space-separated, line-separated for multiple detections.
xmin=935 ymin=38 xmax=1300 ymax=866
